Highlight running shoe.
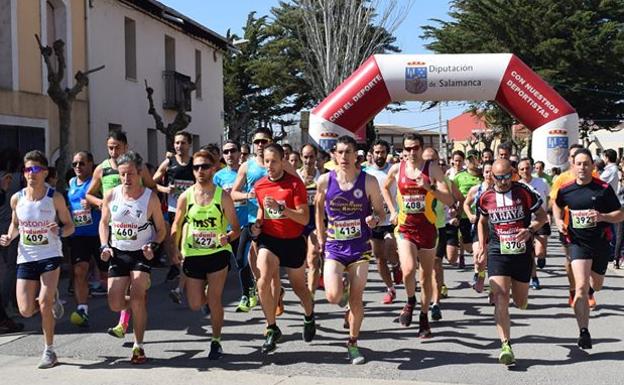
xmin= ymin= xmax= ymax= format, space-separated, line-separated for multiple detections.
xmin=107 ymin=323 xmax=126 ymax=339
xmin=418 ymin=312 xmax=432 ymax=338
xmin=474 ymin=271 xmax=486 ymax=293
xmin=37 ymin=348 xmax=58 ymax=369
xmin=537 ymin=257 xmax=546 ymax=269
xmin=578 ymin=328 xmax=592 ymax=350
xmin=382 ymin=287 xmax=396 ymax=304
xmin=458 ymin=254 xmax=466 ymax=269
xmin=431 ymin=304 xmax=442 ymax=321
xmin=347 ymin=342 xmax=365 ymax=365
xmin=261 ymin=327 xmax=282 ymax=354
xmin=89 ymin=284 xmax=107 ymax=297
xmin=275 ymin=288 xmax=285 ymax=316
xmin=338 ymin=278 xmax=350 ymax=308
xmin=440 ymin=284 xmax=449 ymax=299
xmin=235 ymin=295 xmax=250 ymax=313
xmin=168 ymin=288 xmax=183 ymax=305
xmin=201 ymin=304 xmax=211 ymax=315
xmin=530 ymin=277 xmax=541 ymax=290
xmin=130 ymin=347 xmax=147 ymax=364
xmin=498 ymin=341 xmax=515 ymax=366
xmin=588 ymin=293 xmax=597 ymax=309
xmin=343 ymin=308 xmax=350 ymax=329
xmin=303 ymin=318 xmax=316 ymax=342
xmin=165 ymin=265 xmax=180 ymax=281
xmin=0 ymin=318 xmax=24 ymax=334
xmin=70 ymin=309 xmax=89 ymax=327
xmin=398 ymin=304 xmax=414 ymax=327
xmin=52 ymin=290 xmax=64 ymax=320
xmin=208 ymin=340 xmax=223 ymax=360
xmin=249 ymin=288 xmax=259 ymax=309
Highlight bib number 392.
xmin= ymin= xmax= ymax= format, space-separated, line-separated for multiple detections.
xmin=570 ymin=209 xmax=596 ymax=229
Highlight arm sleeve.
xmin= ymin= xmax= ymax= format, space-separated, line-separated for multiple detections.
xmin=526 ymin=185 xmax=543 ymax=213
xmin=478 ymin=193 xmax=488 ymax=215
xmin=293 ymin=179 xmax=308 ymax=207
xmin=555 ymin=188 xmax=565 ymax=208
xmin=602 ymin=185 xmax=622 ymax=212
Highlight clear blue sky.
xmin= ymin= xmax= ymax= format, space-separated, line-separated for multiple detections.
xmin=159 ymin=0 xmax=466 ymax=132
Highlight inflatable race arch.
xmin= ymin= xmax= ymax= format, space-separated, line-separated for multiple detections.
xmin=309 ymin=54 xmax=578 ymax=170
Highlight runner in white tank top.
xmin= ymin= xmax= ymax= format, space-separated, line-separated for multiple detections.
xmin=99 ymin=151 xmax=166 ymax=365
xmin=0 ymin=150 xmax=75 ymax=369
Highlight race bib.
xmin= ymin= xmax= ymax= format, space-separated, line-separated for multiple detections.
xmin=265 ymin=200 xmax=286 ymax=219
xmin=307 ymin=190 xmax=316 ymax=206
xmin=192 ymin=230 xmax=218 ymax=249
xmin=22 ymin=228 xmax=49 ymax=246
xmin=72 ymin=209 xmax=93 ymax=227
xmin=402 ymin=194 xmax=425 ymax=214
xmin=171 ymin=179 xmax=194 ymax=198
xmin=570 ymin=209 xmax=596 ymax=229
xmin=334 ymin=219 xmax=362 ymax=241
xmin=112 ymin=222 xmax=138 ymax=241
xmin=499 ymin=234 xmax=526 ymax=255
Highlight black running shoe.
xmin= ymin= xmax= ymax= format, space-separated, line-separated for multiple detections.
xmin=418 ymin=312 xmax=432 ymax=338
xmin=208 ymin=340 xmax=223 ymax=360
xmin=303 ymin=319 xmax=316 ymax=342
xmin=578 ymin=328 xmax=592 ymax=350
xmin=261 ymin=327 xmax=282 ymax=354
xmin=537 ymin=257 xmax=546 ymax=269
xmin=431 ymin=304 xmax=442 ymax=321
xmin=399 ymin=304 xmax=414 ymax=327
xmin=166 ymin=265 xmax=180 ymax=281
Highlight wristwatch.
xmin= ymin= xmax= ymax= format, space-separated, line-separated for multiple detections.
xmin=100 ymin=244 xmax=111 ymax=252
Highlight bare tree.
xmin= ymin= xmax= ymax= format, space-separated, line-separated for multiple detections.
xmin=35 ymin=35 xmax=104 ymax=191
xmin=298 ymin=0 xmax=412 ymax=101
xmin=144 ymin=78 xmax=196 ymax=150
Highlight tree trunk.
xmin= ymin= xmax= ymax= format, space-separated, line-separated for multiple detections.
xmin=55 ymin=104 xmax=71 ymax=191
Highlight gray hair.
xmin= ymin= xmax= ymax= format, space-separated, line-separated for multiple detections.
xmin=116 ymin=151 xmax=143 ymax=170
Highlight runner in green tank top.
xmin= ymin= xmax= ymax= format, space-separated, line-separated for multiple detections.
xmin=85 ymin=130 xmax=156 ymax=339
xmin=171 ymin=149 xmax=240 ymax=360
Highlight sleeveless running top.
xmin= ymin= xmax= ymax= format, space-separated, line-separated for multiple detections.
xmin=245 ymin=157 xmax=267 ymax=223
xmin=214 ymin=167 xmax=248 ymax=228
xmin=109 ymin=186 xmax=153 ymax=251
xmin=325 ymin=170 xmax=372 ymax=257
xmin=68 ymin=177 xmax=100 ymax=237
xmin=181 ymin=186 xmax=232 ymax=257
xmin=166 ymin=156 xmax=195 ymax=212
xmin=396 ymin=160 xmax=437 ymax=229
xmin=16 ymin=187 xmax=62 ymax=264
xmin=100 ymin=159 xmax=121 ymax=195
xmin=365 ymin=163 xmax=395 ymax=226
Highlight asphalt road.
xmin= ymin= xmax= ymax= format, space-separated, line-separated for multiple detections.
xmin=1 ymin=232 xmax=623 ymax=385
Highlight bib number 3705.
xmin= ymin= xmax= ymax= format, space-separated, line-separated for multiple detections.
xmin=499 ymin=234 xmax=526 ymax=255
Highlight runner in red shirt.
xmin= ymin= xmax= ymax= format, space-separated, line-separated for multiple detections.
xmin=476 ymin=159 xmax=547 ymax=366
xmin=252 ymin=144 xmax=315 ymax=354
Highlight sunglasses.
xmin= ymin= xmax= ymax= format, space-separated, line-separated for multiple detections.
xmin=24 ymin=166 xmax=47 ymax=174
xmin=193 ymin=164 xmax=213 ymax=171
xmin=72 ymin=161 xmax=86 ymax=167
xmin=493 ymin=172 xmax=512 ymax=181
xmin=222 ymin=149 xmax=238 ymax=155
xmin=403 ymin=145 xmax=421 ymax=152
xmin=253 ymin=139 xmax=270 ymax=145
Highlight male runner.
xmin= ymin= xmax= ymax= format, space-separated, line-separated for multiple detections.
xmin=364 ymin=140 xmax=400 ymax=304
xmin=86 ymin=131 xmax=156 ymax=337
xmin=554 ymin=148 xmax=624 ymax=349
xmin=297 ymin=144 xmax=323 ymax=295
xmin=0 ymin=150 xmax=75 ymax=368
xmin=315 ymin=135 xmax=385 ymax=364
xmin=171 ymin=149 xmax=240 ymax=359
xmin=99 ymin=151 xmax=166 ymax=364
xmin=213 ymin=140 xmax=253 ymax=311
xmin=252 ymin=143 xmax=316 ymax=353
xmin=518 ymin=158 xmax=550 ymax=289
xmin=67 ymin=151 xmax=107 ymax=327
xmin=476 ymin=159 xmax=547 ymax=366
xmin=383 ymin=134 xmax=453 ymax=336
xmin=153 ymin=131 xmax=195 ymax=303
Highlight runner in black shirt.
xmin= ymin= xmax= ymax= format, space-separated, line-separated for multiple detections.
xmin=554 ymin=148 xmax=624 ymax=350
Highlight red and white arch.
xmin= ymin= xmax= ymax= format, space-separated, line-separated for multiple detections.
xmin=310 ymin=54 xmax=578 ymax=169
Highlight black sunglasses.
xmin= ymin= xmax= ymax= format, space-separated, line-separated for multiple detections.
xmin=253 ymin=139 xmax=270 ymax=145
xmin=223 ymin=149 xmax=239 ymax=154
xmin=193 ymin=164 xmax=213 ymax=171
xmin=72 ymin=161 xmax=86 ymax=167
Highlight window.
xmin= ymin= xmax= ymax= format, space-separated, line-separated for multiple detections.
xmin=124 ymin=17 xmax=136 ymax=80
xmin=165 ymin=35 xmax=175 ymax=71
xmin=0 ymin=0 xmax=15 ymax=89
xmin=108 ymin=123 xmax=122 ymax=133
xmin=0 ymin=125 xmax=45 ymax=155
xmin=147 ymin=129 xmax=158 ymax=165
xmin=46 ymin=1 xmax=57 ymax=45
xmin=195 ymin=50 xmax=202 ymax=99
